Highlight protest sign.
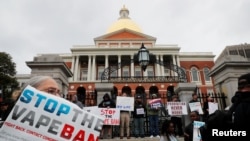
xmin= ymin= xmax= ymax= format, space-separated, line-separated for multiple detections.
xmin=148 ymin=98 xmax=162 ymax=109
xmin=0 ymin=85 xmax=104 ymax=141
xmin=189 ymin=102 xmax=203 ymax=114
xmin=166 ymin=102 xmax=188 ymax=115
xmin=116 ymin=96 xmax=134 ymax=111
xmin=84 ymin=107 xmax=120 ymax=125
xmin=208 ymin=102 xmax=218 ymax=115
xmin=193 ymin=121 xmax=205 ymax=141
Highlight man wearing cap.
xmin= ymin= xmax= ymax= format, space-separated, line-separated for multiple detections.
xmin=230 ymin=73 xmax=250 ymax=133
xmin=133 ymin=95 xmax=146 ymax=138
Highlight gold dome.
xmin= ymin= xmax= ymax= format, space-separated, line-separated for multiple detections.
xmin=106 ymin=6 xmax=142 ymax=33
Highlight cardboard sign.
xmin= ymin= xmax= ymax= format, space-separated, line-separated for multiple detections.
xmin=193 ymin=121 xmax=205 ymax=141
xmin=116 ymin=96 xmax=134 ymax=111
xmin=208 ymin=102 xmax=218 ymax=115
xmin=0 ymin=85 xmax=104 ymax=141
xmin=84 ymin=107 xmax=120 ymax=125
xmin=189 ymin=102 xmax=204 ymax=114
xmin=136 ymin=108 xmax=145 ymax=115
xmin=148 ymin=98 xmax=162 ymax=109
xmin=166 ymin=102 xmax=188 ymax=115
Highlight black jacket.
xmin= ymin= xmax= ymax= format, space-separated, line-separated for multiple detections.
xmin=98 ymin=93 xmax=116 ymax=108
xmin=133 ymin=101 xmax=146 ymax=118
xmin=230 ymin=91 xmax=250 ymax=131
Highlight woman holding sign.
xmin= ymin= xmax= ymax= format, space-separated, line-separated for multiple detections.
xmin=98 ymin=93 xmax=116 ymax=139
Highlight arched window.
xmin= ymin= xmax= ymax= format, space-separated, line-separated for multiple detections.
xmin=203 ymin=67 xmax=211 ymax=82
xmin=190 ymin=67 xmax=200 ymax=82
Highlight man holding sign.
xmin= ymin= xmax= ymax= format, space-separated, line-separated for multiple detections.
xmin=147 ymin=93 xmax=161 ymax=138
xmin=133 ymin=95 xmax=146 ymax=138
xmin=118 ymin=92 xmax=132 ymax=139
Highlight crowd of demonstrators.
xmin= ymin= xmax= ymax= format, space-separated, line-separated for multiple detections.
xmin=119 ymin=92 xmax=131 ymax=139
xmin=170 ymin=94 xmax=184 ymax=137
xmin=98 ymin=93 xmax=116 ymax=139
xmin=147 ymin=93 xmax=161 ymax=138
xmin=184 ymin=111 xmax=200 ymax=141
xmin=133 ymin=95 xmax=146 ymax=138
xmin=160 ymin=120 xmax=179 ymax=141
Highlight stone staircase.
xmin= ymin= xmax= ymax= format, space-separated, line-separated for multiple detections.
xmin=100 ymin=136 xmax=184 ymax=141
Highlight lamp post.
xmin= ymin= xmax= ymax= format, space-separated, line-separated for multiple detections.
xmin=138 ymin=43 xmax=149 ymax=72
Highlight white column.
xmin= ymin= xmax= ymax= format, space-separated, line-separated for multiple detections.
xmin=71 ymin=55 xmax=75 ymax=81
xmin=105 ymin=55 xmax=108 ymax=68
xmin=73 ymin=55 xmax=79 ymax=81
xmin=118 ymin=55 xmax=121 ymax=77
xmin=176 ymin=55 xmax=180 ymax=66
xmin=130 ymin=55 xmax=134 ymax=77
xmin=160 ymin=55 xmax=165 ymax=77
xmin=87 ymin=55 xmax=91 ymax=81
xmin=172 ymin=55 xmax=176 ymax=76
xmin=156 ymin=55 xmax=160 ymax=76
xmin=92 ymin=55 xmax=96 ymax=81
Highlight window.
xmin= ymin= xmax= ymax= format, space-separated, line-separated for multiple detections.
xmin=164 ymin=68 xmax=170 ymax=76
xmin=110 ymin=66 xmax=117 ymax=78
xmin=122 ymin=66 xmax=129 ymax=77
xmin=190 ymin=67 xmax=200 ymax=82
xmin=207 ymin=88 xmax=214 ymax=94
xmin=147 ymin=66 xmax=154 ymax=77
xmin=203 ymin=67 xmax=211 ymax=82
xmin=97 ymin=66 xmax=104 ymax=80
xmin=81 ymin=68 xmax=88 ymax=81
xmin=135 ymin=66 xmax=141 ymax=77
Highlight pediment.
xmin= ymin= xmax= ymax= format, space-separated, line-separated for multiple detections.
xmin=94 ymin=28 xmax=156 ymax=41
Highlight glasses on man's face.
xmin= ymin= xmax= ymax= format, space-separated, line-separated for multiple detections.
xmin=42 ymin=88 xmax=60 ymax=95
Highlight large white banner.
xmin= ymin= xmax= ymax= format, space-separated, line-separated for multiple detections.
xmin=166 ymin=102 xmax=188 ymax=115
xmin=116 ymin=96 xmax=134 ymax=111
xmin=84 ymin=107 xmax=120 ymax=125
xmin=0 ymin=85 xmax=104 ymax=141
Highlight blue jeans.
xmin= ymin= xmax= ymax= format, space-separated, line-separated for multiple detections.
xmin=134 ymin=117 xmax=145 ymax=137
xmin=148 ymin=115 xmax=159 ymax=136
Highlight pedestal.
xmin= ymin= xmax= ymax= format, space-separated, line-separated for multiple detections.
xmin=174 ymin=83 xmax=197 ymax=127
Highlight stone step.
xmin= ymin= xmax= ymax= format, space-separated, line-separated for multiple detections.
xmin=100 ymin=136 xmax=184 ymax=141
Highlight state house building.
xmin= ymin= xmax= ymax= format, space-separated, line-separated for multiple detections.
xmin=25 ymin=6 xmax=215 ymax=106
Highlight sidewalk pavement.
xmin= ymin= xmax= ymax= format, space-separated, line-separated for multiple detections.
xmin=100 ymin=136 xmax=184 ymax=141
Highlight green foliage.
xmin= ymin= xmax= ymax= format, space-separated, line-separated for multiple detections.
xmin=0 ymin=52 xmax=19 ymax=99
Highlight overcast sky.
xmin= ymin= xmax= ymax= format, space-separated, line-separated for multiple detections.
xmin=1 ymin=0 xmax=249 ymax=74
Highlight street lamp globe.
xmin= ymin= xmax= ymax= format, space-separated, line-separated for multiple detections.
xmin=138 ymin=43 xmax=149 ymax=71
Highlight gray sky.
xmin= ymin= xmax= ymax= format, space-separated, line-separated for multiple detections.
xmin=1 ymin=0 xmax=249 ymax=74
